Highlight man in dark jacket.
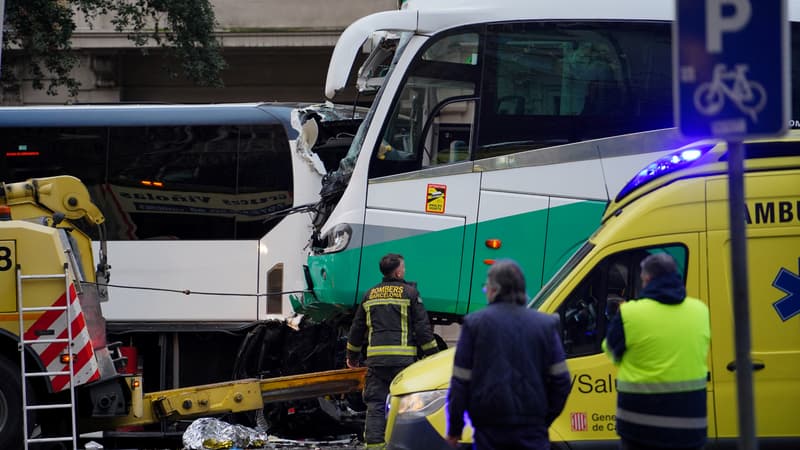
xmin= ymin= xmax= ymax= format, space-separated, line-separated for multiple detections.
xmin=346 ymin=253 xmax=439 ymax=449
xmin=446 ymin=259 xmax=571 ymax=450
xmin=603 ymin=253 xmax=710 ymax=450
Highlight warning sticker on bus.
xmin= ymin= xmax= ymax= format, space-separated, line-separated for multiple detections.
xmin=426 ymin=184 xmax=447 ymax=214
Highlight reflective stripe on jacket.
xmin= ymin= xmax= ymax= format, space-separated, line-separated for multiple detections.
xmin=447 ymin=301 xmax=571 ymax=435
xmin=347 ymin=278 xmax=438 ymax=367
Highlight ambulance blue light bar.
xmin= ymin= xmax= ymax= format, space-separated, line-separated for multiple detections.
xmin=615 ymin=145 xmax=715 ymax=202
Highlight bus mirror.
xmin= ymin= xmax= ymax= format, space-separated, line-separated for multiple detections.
xmin=300 ymin=115 xmax=320 ymax=150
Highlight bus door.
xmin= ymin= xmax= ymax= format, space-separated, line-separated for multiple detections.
xmin=360 ymin=171 xmax=480 ymax=316
xmin=470 ymin=187 xmax=551 ymax=313
xmin=469 ymin=160 xmax=608 ymax=314
xmin=360 ymin=31 xmax=482 ymax=316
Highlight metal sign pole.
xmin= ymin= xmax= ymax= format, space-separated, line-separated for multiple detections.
xmin=676 ymin=0 xmax=788 ymax=446
xmin=726 ymin=140 xmax=757 ymax=450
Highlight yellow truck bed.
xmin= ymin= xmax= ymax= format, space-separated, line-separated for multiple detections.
xmin=91 ymin=367 xmax=366 ymax=429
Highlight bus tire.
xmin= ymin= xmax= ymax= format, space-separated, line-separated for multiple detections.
xmin=0 ymin=354 xmax=24 ymax=449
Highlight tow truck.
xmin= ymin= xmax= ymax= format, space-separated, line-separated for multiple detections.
xmin=0 ymin=175 xmax=365 ymax=449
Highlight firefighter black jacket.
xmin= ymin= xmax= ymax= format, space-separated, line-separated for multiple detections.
xmin=346 ymin=277 xmax=439 ymax=367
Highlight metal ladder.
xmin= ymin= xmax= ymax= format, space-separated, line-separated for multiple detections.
xmin=17 ymin=262 xmax=79 ymax=450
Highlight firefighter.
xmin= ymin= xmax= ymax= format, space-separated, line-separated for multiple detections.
xmin=346 ymin=253 xmax=440 ymax=449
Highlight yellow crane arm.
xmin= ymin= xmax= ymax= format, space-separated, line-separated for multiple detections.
xmin=89 ymin=367 xmax=367 ymax=429
xmin=2 ymin=175 xmax=105 ymax=225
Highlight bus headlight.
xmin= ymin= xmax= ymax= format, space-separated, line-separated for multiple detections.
xmin=321 ymin=223 xmax=352 ymax=253
xmin=395 ymin=389 xmax=447 ymax=419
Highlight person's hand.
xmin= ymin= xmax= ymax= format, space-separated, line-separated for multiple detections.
xmin=445 ymin=435 xmax=461 ymax=448
xmin=346 ymin=357 xmax=359 ymax=368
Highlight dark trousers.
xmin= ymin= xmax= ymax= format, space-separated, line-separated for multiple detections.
xmin=473 ymin=424 xmax=550 ymax=450
xmin=620 ymin=438 xmax=704 ymax=450
xmin=363 ymin=365 xmax=405 ymax=445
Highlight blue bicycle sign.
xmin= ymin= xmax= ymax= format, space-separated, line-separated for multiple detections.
xmin=693 ymin=64 xmax=767 ymax=123
xmin=675 ymin=0 xmax=787 ymax=139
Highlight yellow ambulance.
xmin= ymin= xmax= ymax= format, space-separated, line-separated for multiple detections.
xmin=384 ymin=134 xmax=800 ymax=449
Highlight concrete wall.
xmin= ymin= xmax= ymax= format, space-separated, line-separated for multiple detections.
xmin=213 ymin=0 xmax=397 ymax=31
xmin=5 ymin=0 xmax=396 ymax=105
xmin=73 ymin=0 xmax=396 ymax=35
xmin=119 ymin=48 xmax=336 ymax=103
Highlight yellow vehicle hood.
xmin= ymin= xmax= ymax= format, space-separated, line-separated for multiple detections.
xmin=390 ymin=348 xmax=455 ymax=395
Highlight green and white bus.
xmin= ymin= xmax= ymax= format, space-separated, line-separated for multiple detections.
xmin=293 ymin=0 xmax=800 ymax=323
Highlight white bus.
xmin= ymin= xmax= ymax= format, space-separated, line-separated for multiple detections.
xmin=294 ymin=0 xmax=800 ymax=325
xmin=0 ymin=102 xmax=363 ymax=392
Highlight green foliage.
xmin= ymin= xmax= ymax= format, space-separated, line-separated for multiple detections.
xmin=1 ymin=0 xmax=226 ymax=97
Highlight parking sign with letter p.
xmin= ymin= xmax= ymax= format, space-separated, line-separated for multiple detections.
xmin=674 ymin=0 xmax=789 ymax=139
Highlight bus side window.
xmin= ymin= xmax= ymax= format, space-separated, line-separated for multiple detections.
xmin=476 ymin=22 xmax=672 ymax=158
xmin=0 ymin=127 xmax=105 ymax=185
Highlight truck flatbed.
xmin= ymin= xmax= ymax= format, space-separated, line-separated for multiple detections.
xmin=91 ymin=367 xmax=367 ymax=429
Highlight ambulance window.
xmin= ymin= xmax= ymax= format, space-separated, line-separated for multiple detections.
xmin=557 ymin=244 xmax=687 ymax=357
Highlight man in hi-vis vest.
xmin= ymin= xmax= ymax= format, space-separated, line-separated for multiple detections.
xmin=603 ymin=253 xmax=710 ymax=450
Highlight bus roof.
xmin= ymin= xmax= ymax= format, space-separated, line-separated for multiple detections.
xmin=326 ymin=0 xmax=800 ymax=99
xmin=0 ymin=102 xmax=302 ymax=138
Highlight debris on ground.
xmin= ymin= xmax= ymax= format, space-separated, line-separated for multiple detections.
xmin=182 ymin=417 xmax=361 ymax=450
xmin=183 ymin=418 xmax=268 ymax=450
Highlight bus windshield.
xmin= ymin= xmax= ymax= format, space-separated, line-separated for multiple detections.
xmin=337 ymin=31 xmax=414 ymax=176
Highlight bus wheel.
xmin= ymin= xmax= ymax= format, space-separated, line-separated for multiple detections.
xmin=0 ymin=354 xmax=24 ymax=449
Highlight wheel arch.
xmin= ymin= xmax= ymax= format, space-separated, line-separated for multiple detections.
xmin=0 ymin=329 xmax=51 ymax=395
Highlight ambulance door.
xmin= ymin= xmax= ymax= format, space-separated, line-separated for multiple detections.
xmin=543 ymin=236 xmax=709 ymax=444
xmin=706 ymin=173 xmax=800 ymax=440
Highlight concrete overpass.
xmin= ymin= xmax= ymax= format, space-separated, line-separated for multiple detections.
xmin=3 ymin=0 xmax=396 ymax=105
